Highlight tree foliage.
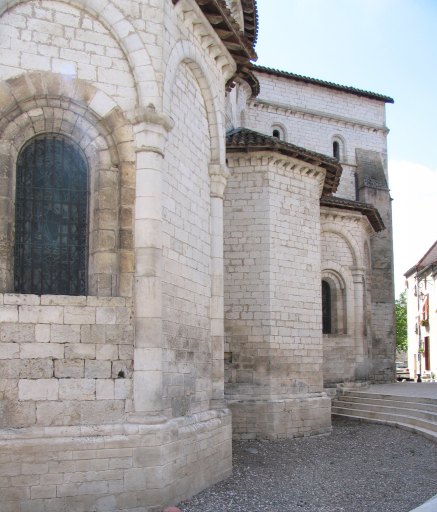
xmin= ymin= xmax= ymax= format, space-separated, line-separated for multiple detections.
xmin=395 ymin=291 xmax=408 ymax=353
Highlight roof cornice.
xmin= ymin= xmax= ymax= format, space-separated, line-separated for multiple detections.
xmin=226 ymin=128 xmax=342 ymax=195
xmin=320 ymin=196 xmax=385 ymax=233
xmin=173 ymin=0 xmax=259 ymax=94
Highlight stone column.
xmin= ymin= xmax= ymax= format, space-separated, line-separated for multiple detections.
xmin=352 ymin=268 xmax=367 ymax=378
xmin=129 ymin=107 xmax=173 ymax=422
xmin=0 ymin=141 xmax=14 ymax=292
xmin=209 ymin=165 xmax=229 ymax=407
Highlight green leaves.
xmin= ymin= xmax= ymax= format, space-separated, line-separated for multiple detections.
xmin=395 ymin=291 xmax=408 ymax=353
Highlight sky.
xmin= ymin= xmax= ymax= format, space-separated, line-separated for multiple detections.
xmin=254 ymin=0 xmax=437 ymax=296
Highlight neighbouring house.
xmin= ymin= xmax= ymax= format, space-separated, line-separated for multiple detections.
xmin=405 ymin=241 xmax=437 ymax=381
xmin=0 ymin=0 xmax=395 ymax=509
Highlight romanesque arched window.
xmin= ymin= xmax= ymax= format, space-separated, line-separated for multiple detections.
xmin=333 ymin=141 xmax=340 ymax=160
xmin=14 ymin=134 xmax=88 ymax=295
xmin=322 ymin=280 xmax=332 ymax=334
xmin=271 ymin=124 xmax=286 ymax=141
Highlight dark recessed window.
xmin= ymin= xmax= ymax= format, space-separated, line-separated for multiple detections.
xmin=333 ymin=141 xmax=340 ymax=160
xmin=14 ymin=134 xmax=88 ymax=295
xmin=272 ymin=129 xmax=281 ymax=139
xmin=322 ymin=280 xmax=332 ymax=334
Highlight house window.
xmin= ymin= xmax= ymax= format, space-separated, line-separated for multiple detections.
xmin=14 ymin=134 xmax=88 ymax=295
xmin=272 ymin=129 xmax=281 ymax=139
xmin=322 ymin=280 xmax=332 ymax=334
xmin=333 ymin=140 xmax=340 ymax=160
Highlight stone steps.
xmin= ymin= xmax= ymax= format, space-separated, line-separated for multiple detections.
xmin=332 ymin=391 xmax=437 ymax=442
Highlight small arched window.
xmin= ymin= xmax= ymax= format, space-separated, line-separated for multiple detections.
xmin=272 ymin=129 xmax=281 ymax=139
xmin=333 ymin=140 xmax=340 ymax=160
xmin=322 ymin=280 xmax=332 ymax=334
xmin=14 ymin=134 xmax=88 ymax=295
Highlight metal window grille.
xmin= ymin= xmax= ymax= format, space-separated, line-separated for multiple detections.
xmin=14 ymin=134 xmax=88 ymax=295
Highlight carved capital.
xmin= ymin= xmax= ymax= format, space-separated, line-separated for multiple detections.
xmin=209 ymin=164 xmax=230 ymax=198
xmin=128 ymin=104 xmax=174 ymax=132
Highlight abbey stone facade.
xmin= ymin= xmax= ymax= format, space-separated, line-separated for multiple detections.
xmin=0 ymin=0 xmax=395 ymax=510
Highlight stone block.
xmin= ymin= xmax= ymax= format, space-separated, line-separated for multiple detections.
xmin=85 ymin=360 xmax=111 ymax=378
xmin=51 ymin=325 xmax=81 ymax=343
xmin=3 ymin=294 xmax=40 ymax=306
xmin=0 ymin=400 xmax=36 ymax=427
xmin=19 ymin=306 xmax=63 ymax=324
xmin=65 ymin=343 xmax=95 ymax=359
xmin=20 ymin=343 xmax=64 ymax=360
xmin=64 ymin=306 xmax=95 ymax=324
xmin=96 ymin=379 xmax=114 ymax=399
xmin=96 ymin=307 xmax=117 ymax=325
xmin=54 ymin=359 xmax=84 ymax=378
xmin=40 ymin=295 xmax=87 ymax=306
xmin=0 ymin=343 xmax=19 ymax=358
xmin=0 ymin=305 xmax=18 ymax=322
xmin=18 ymin=379 xmax=59 ymax=400
xmin=114 ymin=379 xmax=132 ymax=400
xmin=81 ymin=325 xmax=106 ymax=344
xmin=59 ymin=379 xmax=95 ymax=400
xmin=95 ymin=344 xmax=118 ymax=360
xmin=111 ymin=360 xmax=133 ymax=379
xmin=80 ymin=400 xmax=124 ymax=424
xmin=19 ymin=358 xmax=53 ymax=378
xmin=106 ymin=325 xmax=134 ymax=345
xmin=35 ymin=324 xmax=50 ymax=343
xmin=36 ymin=401 xmax=81 ymax=426
xmin=0 ymin=323 xmax=34 ymax=342
xmin=30 ymin=485 xmax=56 ymax=499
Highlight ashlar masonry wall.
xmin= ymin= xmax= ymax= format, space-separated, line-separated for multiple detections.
xmin=321 ymin=210 xmax=374 ymax=385
xmin=224 ymin=153 xmax=331 ymax=439
xmin=0 ymin=0 xmax=235 ymax=509
xmin=244 ymin=72 xmax=390 ymax=204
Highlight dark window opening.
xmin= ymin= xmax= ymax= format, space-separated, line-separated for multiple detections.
xmin=333 ymin=140 xmax=340 ymax=160
xmin=272 ymin=129 xmax=281 ymax=139
xmin=14 ymin=134 xmax=88 ymax=295
xmin=322 ymin=280 xmax=332 ymax=334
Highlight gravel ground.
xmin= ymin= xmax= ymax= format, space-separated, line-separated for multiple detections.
xmin=178 ymin=418 xmax=437 ymax=512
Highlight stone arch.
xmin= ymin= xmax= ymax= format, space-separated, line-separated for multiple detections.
xmin=322 ymin=266 xmax=349 ymax=335
xmin=0 ymin=0 xmax=159 ymax=108
xmin=0 ymin=72 xmax=135 ymax=296
xmin=321 ymin=225 xmax=361 ymax=268
xmin=271 ymin=122 xmax=287 ymax=141
xmin=163 ymin=39 xmax=225 ymax=166
xmin=332 ymin=134 xmax=346 ymax=162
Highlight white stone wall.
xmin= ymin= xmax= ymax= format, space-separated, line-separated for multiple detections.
xmin=224 ymin=154 xmax=331 ymax=439
xmin=162 ymin=61 xmax=212 ymax=417
xmin=243 ymin=73 xmax=389 ymax=201
xmin=0 ymin=294 xmax=133 ymax=428
xmin=0 ymin=409 xmax=231 ymax=512
xmin=0 ymin=0 xmax=137 ymax=111
xmin=0 ymin=0 xmax=235 ymax=508
xmin=321 ymin=210 xmax=373 ymax=384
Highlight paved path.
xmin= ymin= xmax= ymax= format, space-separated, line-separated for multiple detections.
xmin=365 ymin=382 xmax=437 ymax=399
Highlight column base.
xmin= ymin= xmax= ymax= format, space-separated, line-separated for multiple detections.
xmin=227 ymin=393 xmax=332 ymax=440
xmin=0 ymin=409 xmax=232 ymax=511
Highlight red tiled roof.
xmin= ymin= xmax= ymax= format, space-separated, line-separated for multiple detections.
xmin=253 ymin=65 xmax=394 ymax=104
xmin=226 ymin=128 xmax=342 ymax=195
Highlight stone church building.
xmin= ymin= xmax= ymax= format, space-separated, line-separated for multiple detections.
xmin=0 ymin=0 xmax=395 ymax=509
